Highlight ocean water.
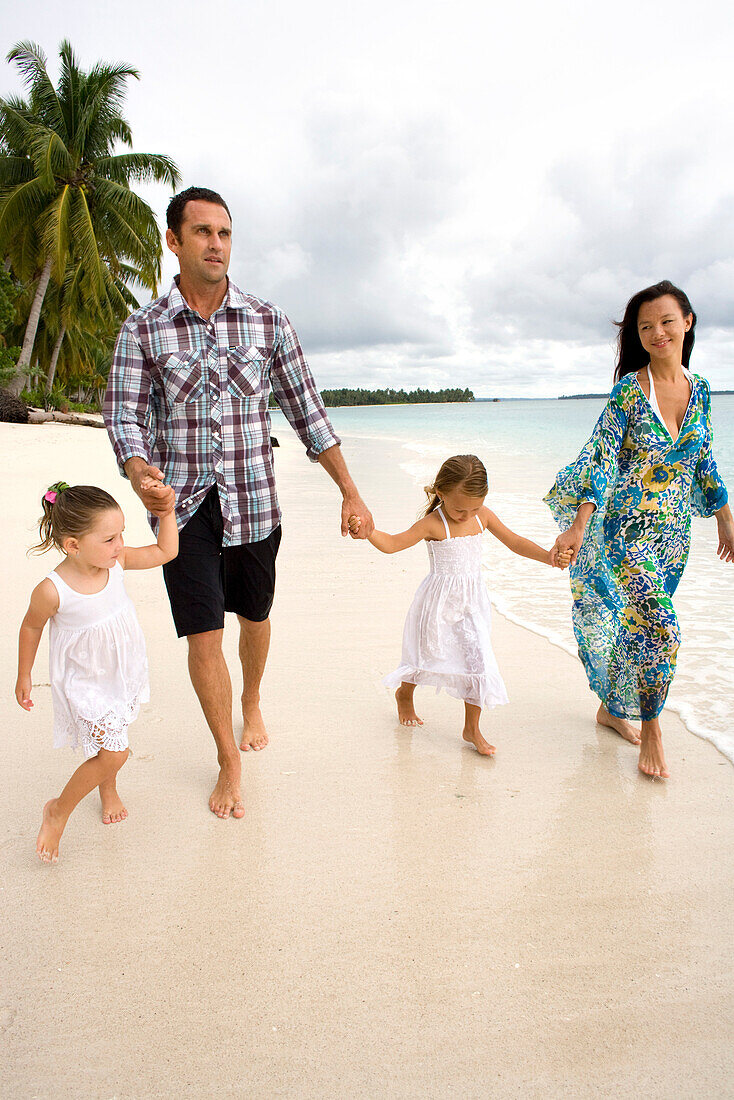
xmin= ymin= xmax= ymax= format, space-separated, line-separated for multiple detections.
xmin=323 ymin=396 xmax=734 ymax=765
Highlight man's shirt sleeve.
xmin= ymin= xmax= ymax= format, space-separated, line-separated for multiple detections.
xmin=269 ymin=312 xmax=341 ymax=461
xmin=103 ymin=321 xmax=155 ymax=474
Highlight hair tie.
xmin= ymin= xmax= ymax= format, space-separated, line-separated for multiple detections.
xmin=43 ymin=480 xmax=70 ymax=506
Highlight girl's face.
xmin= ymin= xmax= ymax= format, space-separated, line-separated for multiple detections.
xmin=637 ymin=294 xmax=692 ymax=365
xmin=65 ymin=508 xmax=125 ymax=569
xmin=440 ymin=486 xmax=486 ymax=524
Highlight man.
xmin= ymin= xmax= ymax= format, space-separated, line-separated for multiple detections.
xmin=104 ymin=185 xmax=373 ymax=820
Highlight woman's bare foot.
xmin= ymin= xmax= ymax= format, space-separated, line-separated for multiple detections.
xmin=638 ymin=729 xmax=670 ymax=779
xmin=99 ymin=782 xmax=128 ymax=825
xmin=209 ymin=758 xmax=245 ymax=819
xmin=36 ymin=799 xmax=66 ymax=863
xmin=395 ymin=685 xmax=423 ymax=726
xmin=596 ymin=705 xmax=641 ymax=745
xmin=462 ymin=727 xmax=496 ymax=756
xmin=240 ymin=698 xmax=269 ymax=751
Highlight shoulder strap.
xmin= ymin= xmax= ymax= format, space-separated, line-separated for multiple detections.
xmin=475 ymin=514 xmax=484 ymax=532
xmin=45 ymin=570 xmax=65 ymax=610
xmin=436 ymin=507 xmax=451 ymax=539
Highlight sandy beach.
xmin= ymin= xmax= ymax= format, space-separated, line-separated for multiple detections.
xmin=1 ymin=420 xmax=733 ymax=1099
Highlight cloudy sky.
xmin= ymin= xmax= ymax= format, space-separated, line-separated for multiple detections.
xmin=3 ymin=0 xmax=734 ymax=396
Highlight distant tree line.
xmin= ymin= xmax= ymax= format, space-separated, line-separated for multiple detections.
xmin=304 ymin=386 xmax=475 ymax=407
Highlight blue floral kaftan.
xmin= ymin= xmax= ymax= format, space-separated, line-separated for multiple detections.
xmin=545 ymin=372 xmax=728 ymax=721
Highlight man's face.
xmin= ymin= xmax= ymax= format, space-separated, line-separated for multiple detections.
xmin=166 ymin=200 xmax=232 ymax=287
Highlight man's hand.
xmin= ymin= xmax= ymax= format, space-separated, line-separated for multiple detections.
xmin=125 ymin=458 xmax=175 ymax=517
xmin=342 ymin=495 xmax=374 ymax=539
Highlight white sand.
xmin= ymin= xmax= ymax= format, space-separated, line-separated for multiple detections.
xmin=1 ymin=421 xmax=733 ymax=1098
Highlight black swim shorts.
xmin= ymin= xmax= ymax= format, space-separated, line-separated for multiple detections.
xmin=163 ymin=486 xmax=282 ymax=637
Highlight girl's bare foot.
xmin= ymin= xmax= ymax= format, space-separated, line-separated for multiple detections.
xmin=36 ymin=799 xmax=65 ymax=863
xmin=462 ymin=728 xmax=496 ymax=755
xmin=638 ymin=731 xmax=670 ymax=779
xmin=100 ymin=791 xmax=128 ymax=825
xmin=395 ymin=685 xmax=423 ymax=726
xmin=209 ymin=758 xmax=245 ymax=819
xmin=240 ymin=698 xmax=269 ymax=751
xmin=596 ymin=705 xmax=641 ymax=745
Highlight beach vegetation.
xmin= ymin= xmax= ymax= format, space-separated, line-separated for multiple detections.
xmin=277 ymin=386 xmax=475 ymax=408
xmin=0 ymin=39 xmax=180 ymax=401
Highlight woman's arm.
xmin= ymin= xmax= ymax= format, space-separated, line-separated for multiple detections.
xmin=482 ymin=508 xmax=556 ymax=565
xmin=16 ymin=579 xmax=58 ymax=710
xmin=121 ymin=507 xmax=179 ymax=570
xmin=366 ymin=514 xmax=439 ymax=554
xmin=549 ymin=501 xmax=597 ymax=566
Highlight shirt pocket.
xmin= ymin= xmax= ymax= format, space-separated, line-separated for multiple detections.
xmin=155 ymin=349 xmax=205 ymax=406
xmin=227 ymin=345 xmax=267 ymax=399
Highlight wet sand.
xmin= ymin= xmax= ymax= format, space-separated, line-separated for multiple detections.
xmin=1 ymin=421 xmax=733 ymax=1098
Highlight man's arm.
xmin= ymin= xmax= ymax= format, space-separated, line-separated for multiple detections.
xmin=269 ymin=311 xmax=372 ymax=537
xmin=318 ymin=444 xmax=374 ymax=538
xmin=104 ymin=323 xmax=173 ymax=517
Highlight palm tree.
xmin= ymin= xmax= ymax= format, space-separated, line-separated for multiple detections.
xmin=0 ymin=39 xmax=180 ymax=393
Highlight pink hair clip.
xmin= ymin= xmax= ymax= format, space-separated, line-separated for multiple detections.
xmin=44 ymin=491 xmax=57 ymax=504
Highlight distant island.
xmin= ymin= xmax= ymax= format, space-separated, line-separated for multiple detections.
xmin=273 ymin=387 xmax=475 ymax=408
xmin=558 ymin=393 xmax=609 ymax=400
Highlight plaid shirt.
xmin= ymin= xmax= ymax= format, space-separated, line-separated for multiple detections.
xmin=103 ymin=278 xmax=340 ymax=545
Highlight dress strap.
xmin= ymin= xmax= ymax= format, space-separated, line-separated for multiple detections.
xmin=475 ymin=514 xmax=484 ymax=532
xmin=436 ymin=506 xmax=451 ymax=540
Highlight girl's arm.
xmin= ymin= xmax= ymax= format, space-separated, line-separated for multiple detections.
xmin=366 ymin=513 xmax=440 ymax=554
xmin=121 ymin=506 xmax=179 ymax=570
xmin=482 ymin=507 xmax=555 ymax=566
xmin=16 ymin=579 xmax=59 ymax=711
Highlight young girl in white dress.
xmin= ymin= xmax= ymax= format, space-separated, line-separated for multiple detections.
xmin=351 ymin=455 xmax=570 ymax=755
xmin=15 ymin=481 xmax=178 ymax=863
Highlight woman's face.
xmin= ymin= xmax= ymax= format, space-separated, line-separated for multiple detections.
xmin=637 ymin=294 xmax=692 ymax=365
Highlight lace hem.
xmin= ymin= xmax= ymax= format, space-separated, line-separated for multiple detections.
xmin=55 ymin=691 xmax=145 ymax=758
xmin=382 ymin=666 xmax=508 ymax=709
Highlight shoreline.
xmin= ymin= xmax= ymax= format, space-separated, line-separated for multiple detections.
xmin=2 ymin=421 xmax=733 ymax=1097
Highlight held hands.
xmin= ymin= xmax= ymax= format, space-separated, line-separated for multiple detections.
xmin=550 ymin=525 xmax=584 ymax=568
xmin=342 ymin=497 xmax=374 ymax=539
xmin=132 ymin=465 xmax=175 ymax=517
xmin=15 ymin=676 xmax=33 ymax=711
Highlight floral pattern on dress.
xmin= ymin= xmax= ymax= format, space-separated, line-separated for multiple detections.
xmin=545 ymin=372 xmax=728 ymax=721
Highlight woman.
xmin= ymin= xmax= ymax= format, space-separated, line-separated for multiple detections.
xmin=545 ymin=281 xmax=734 ymax=778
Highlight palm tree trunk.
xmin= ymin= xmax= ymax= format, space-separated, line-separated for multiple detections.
xmin=10 ymin=254 xmax=53 ymax=396
xmin=45 ymin=326 xmax=66 ymax=393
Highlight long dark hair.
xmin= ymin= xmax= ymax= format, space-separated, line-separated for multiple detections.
xmin=32 ymin=483 xmax=121 ymax=554
xmin=614 ymin=280 xmax=696 ymax=382
xmin=422 ymin=455 xmax=488 ymax=516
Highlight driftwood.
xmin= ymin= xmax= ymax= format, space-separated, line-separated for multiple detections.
xmin=27 ymin=408 xmax=105 ymax=429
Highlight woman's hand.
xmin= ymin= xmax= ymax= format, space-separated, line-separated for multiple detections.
xmin=716 ymin=518 xmax=734 ymax=563
xmin=550 ymin=525 xmax=584 ymax=568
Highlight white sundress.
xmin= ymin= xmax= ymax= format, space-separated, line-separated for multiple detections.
xmin=383 ymin=508 xmax=509 ymax=709
xmin=47 ymin=562 xmax=150 ymax=759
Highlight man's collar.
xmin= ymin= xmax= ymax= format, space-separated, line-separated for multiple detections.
xmin=165 ymin=276 xmax=252 ymax=319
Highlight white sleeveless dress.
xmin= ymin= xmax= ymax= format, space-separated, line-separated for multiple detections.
xmin=383 ymin=508 xmax=508 ymax=709
xmin=46 ymin=562 xmax=150 ymax=758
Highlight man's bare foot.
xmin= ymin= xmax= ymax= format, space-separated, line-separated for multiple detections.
xmin=36 ymin=799 xmax=65 ymax=863
xmin=240 ymin=699 xmax=269 ymax=751
xmin=100 ymin=788 xmax=128 ymax=825
xmin=395 ymin=686 xmax=423 ymax=726
xmin=209 ymin=761 xmax=245 ymax=819
xmin=596 ymin=705 xmax=641 ymax=745
xmin=463 ymin=728 xmax=496 ymax=756
xmin=638 ymin=733 xmax=670 ymax=779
